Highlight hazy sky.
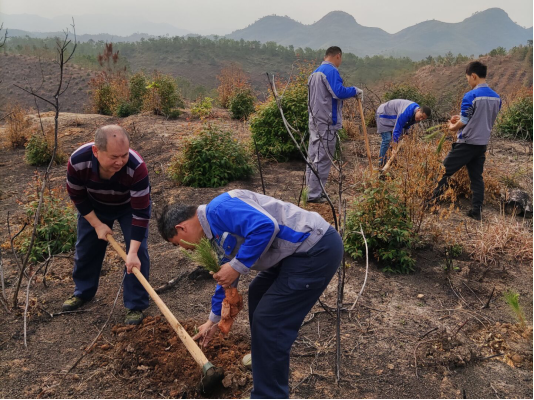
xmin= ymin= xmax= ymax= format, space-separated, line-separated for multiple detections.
xmin=1 ymin=0 xmax=532 ymax=35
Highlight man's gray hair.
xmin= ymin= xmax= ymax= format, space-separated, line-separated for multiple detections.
xmin=94 ymin=125 xmax=130 ymax=151
xmin=156 ymin=204 xmax=199 ymax=241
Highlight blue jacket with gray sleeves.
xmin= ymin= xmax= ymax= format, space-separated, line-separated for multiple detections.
xmin=458 ymin=83 xmax=500 ymax=145
xmin=308 ymin=61 xmax=357 ymax=131
xmin=376 ymin=99 xmax=419 ymax=142
xmin=196 ymin=189 xmax=331 ymax=322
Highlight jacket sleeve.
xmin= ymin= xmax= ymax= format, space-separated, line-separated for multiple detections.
xmin=460 ymin=92 xmax=476 ymax=124
xmin=209 ymin=284 xmax=225 ymax=322
xmin=129 ymin=162 xmax=151 ymax=242
xmin=209 ymin=198 xmax=278 ymax=275
xmin=392 ymin=108 xmax=414 ymax=142
xmin=327 ymin=69 xmax=357 ymax=100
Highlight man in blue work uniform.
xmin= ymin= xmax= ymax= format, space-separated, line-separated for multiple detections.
xmin=157 ymin=189 xmax=343 ymax=398
xmin=306 ymin=46 xmax=363 ymax=203
xmin=431 ymin=61 xmax=500 ymax=220
xmin=376 ymin=99 xmax=431 ymax=167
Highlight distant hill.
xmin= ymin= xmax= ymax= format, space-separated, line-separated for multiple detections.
xmin=7 ymin=29 xmax=155 ymax=43
xmin=227 ymin=8 xmax=533 ymax=60
xmin=0 ymin=12 xmax=189 ymax=37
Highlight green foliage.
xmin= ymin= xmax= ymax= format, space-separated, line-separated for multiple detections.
xmin=129 ymin=72 xmax=148 ymax=111
xmin=146 ymin=73 xmax=184 ymax=115
xmin=191 ymin=97 xmax=213 ymax=119
xmin=169 ymin=125 xmax=253 ymax=187
xmin=495 ymin=94 xmax=533 ymax=140
xmin=384 ymin=84 xmax=436 ymax=110
xmin=94 ymin=84 xmax=115 ymax=116
xmin=250 ymin=72 xmax=308 ymax=161
xmin=344 ymin=182 xmax=418 ymax=274
xmin=19 ymin=184 xmax=77 ymax=263
xmin=489 ymin=47 xmax=507 ymax=57
xmin=229 ymin=89 xmax=256 ymax=120
xmin=115 ymin=101 xmax=137 ymax=117
xmin=25 ymin=134 xmax=66 ymax=166
xmin=181 ymin=238 xmax=220 ymax=273
xmin=503 ymin=289 xmax=526 ymax=328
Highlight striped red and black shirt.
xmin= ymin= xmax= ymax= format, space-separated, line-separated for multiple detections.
xmin=66 ymin=142 xmax=151 ymax=242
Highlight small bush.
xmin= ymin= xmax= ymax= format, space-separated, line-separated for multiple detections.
xmin=115 ymin=101 xmax=137 ymax=118
xmin=217 ymin=63 xmax=250 ymax=108
xmin=384 ymin=83 xmax=436 ymax=112
xmin=169 ymin=125 xmax=253 ymax=187
xmin=344 ymin=180 xmax=418 ymax=274
xmin=250 ymin=67 xmax=310 ymax=161
xmin=229 ymin=89 xmax=255 ymax=120
xmin=25 ymin=130 xmax=67 ymax=166
xmin=129 ymin=72 xmax=148 ymax=111
xmin=17 ymin=176 xmax=77 ymax=263
xmin=495 ymin=93 xmax=533 ymax=140
xmin=145 ymin=72 xmax=184 ymax=116
xmin=191 ymin=97 xmax=213 ymax=119
xmin=6 ymin=104 xmax=31 ymax=148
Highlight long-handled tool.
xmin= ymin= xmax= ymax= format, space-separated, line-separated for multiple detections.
xmin=106 ymin=234 xmax=223 ymax=393
xmin=380 ymin=140 xmax=403 ymax=175
xmin=357 ymin=97 xmax=373 ymax=172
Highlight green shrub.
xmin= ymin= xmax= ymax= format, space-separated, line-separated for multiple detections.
xmin=25 ymin=133 xmax=67 ymax=166
xmin=169 ymin=125 xmax=253 ymax=187
xmin=115 ymin=101 xmax=137 ymax=118
xmin=167 ymin=108 xmax=181 ymax=119
xmin=145 ymin=73 xmax=184 ymax=116
xmin=229 ymin=89 xmax=256 ymax=120
xmin=496 ymin=94 xmax=533 ymax=140
xmin=18 ymin=183 xmax=77 ymax=263
xmin=191 ymin=97 xmax=213 ymax=119
xmin=384 ymin=84 xmax=436 ymax=110
xmin=344 ymin=181 xmax=418 ymax=274
xmin=129 ymin=72 xmax=148 ymax=111
xmin=250 ymin=72 xmax=308 ymax=161
xmin=93 ymin=84 xmax=115 ymax=116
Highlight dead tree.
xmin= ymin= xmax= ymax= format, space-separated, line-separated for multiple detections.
xmin=10 ymin=20 xmax=77 ymax=310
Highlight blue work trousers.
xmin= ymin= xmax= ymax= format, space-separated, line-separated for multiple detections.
xmin=72 ymin=208 xmax=150 ymax=310
xmin=378 ymin=131 xmax=393 ymax=167
xmin=248 ymin=227 xmax=343 ymax=398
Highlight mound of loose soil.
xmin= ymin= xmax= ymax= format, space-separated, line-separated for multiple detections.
xmin=94 ymin=316 xmax=251 ymax=398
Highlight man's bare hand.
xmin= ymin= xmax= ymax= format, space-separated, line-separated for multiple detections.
xmin=126 ymin=252 xmax=141 ymax=274
xmin=95 ymin=223 xmax=113 ymax=241
xmin=213 ymin=263 xmax=240 ymax=288
xmin=192 ymin=319 xmax=220 ymax=347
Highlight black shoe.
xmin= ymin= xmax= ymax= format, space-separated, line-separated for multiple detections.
xmin=307 ymin=196 xmax=327 ymax=204
xmin=62 ymin=295 xmax=86 ymax=311
xmin=125 ymin=309 xmax=144 ymax=325
xmin=467 ymin=209 xmax=481 ymax=221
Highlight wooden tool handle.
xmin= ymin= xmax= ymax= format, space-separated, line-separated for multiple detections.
xmin=381 ymin=140 xmax=403 ymax=174
xmin=107 ymin=234 xmax=209 ymax=368
xmin=357 ymin=98 xmax=374 ymax=173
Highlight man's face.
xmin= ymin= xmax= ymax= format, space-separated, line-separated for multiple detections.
xmin=415 ymin=110 xmax=428 ymax=122
xmin=168 ymin=224 xmax=203 ymax=250
xmin=333 ymin=53 xmax=342 ymax=67
xmin=93 ymin=138 xmax=129 ymax=176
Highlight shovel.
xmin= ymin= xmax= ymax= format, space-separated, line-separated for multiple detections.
xmin=357 ymin=97 xmax=373 ymax=172
xmin=380 ymin=140 xmax=403 ymax=175
xmin=106 ymin=234 xmax=224 ymax=394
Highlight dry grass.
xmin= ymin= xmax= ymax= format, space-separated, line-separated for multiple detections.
xmin=466 ymin=212 xmax=533 ymax=267
xmin=5 ymin=104 xmax=32 ymax=148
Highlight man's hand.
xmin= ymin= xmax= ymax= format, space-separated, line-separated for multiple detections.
xmin=126 ymin=252 xmax=141 ymax=274
xmin=450 ymin=115 xmax=460 ymax=124
xmin=95 ymin=223 xmax=113 ymax=241
xmin=355 ymin=87 xmax=363 ymax=101
xmin=213 ymin=262 xmax=240 ymax=288
xmin=192 ymin=319 xmax=220 ymax=347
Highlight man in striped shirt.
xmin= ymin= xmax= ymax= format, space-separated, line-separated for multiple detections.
xmin=64 ymin=125 xmax=151 ymax=325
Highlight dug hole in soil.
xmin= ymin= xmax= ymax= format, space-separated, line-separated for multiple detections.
xmin=82 ymin=316 xmax=251 ymax=399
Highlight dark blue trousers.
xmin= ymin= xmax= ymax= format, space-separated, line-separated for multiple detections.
xmin=72 ymin=208 xmax=150 ymax=310
xmin=248 ymin=227 xmax=343 ymax=399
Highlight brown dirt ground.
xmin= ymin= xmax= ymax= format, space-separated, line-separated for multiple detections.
xmin=0 ymin=108 xmax=532 ymax=399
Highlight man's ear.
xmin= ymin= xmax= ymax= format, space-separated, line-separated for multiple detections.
xmin=92 ymin=145 xmax=99 ymax=158
xmin=175 ymin=223 xmax=185 ymax=234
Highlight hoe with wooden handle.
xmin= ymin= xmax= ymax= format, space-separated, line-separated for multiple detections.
xmin=106 ymin=234 xmax=224 ymax=394
xmin=380 ymin=140 xmax=403 ymax=175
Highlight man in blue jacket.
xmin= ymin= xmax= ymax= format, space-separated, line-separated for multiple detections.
xmin=157 ymin=189 xmax=343 ymax=398
xmin=306 ymin=46 xmax=362 ymax=203
xmin=376 ymin=99 xmax=431 ymax=167
xmin=430 ymin=61 xmax=500 ymax=220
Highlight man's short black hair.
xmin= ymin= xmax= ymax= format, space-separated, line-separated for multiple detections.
xmin=465 ymin=61 xmax=487 ymax=78
xmin=420 ymin=105 xmax=431 ymax=118
xmin=325 ymin=46 xmax=342 ymax=58
xmin=156 ymin=204 xmax=198 ymax=241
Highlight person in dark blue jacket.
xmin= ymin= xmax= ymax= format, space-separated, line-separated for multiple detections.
xmin=306 ymin=46 xmax=363 ymax=202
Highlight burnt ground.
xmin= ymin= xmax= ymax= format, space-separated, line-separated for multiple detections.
xmin=0 ymin=110 xmax=532 ymax=399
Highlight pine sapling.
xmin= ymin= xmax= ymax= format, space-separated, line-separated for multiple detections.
xmin=180 ymin=238 xmax=219 ymax=273
xmin=503 ymin=289 xmax=526 ymax=328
